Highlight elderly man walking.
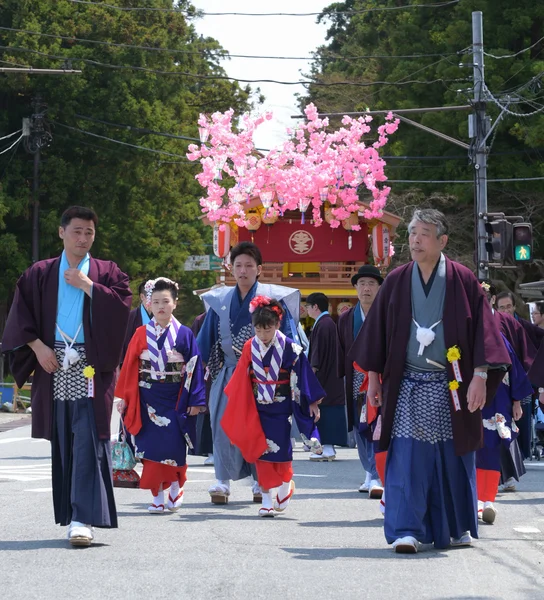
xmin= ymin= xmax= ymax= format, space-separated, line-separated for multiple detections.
xmin=337 ymin=265 xmax=383 ymax=496
xmin=351 ymin=208 xmax=509 ymax=553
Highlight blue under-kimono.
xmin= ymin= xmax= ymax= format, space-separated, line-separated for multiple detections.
xmin=222 ymin=336 xmax=324 ymax=464
xmin=115 ymin=323 xmax=206 ymax=468
xmin=197 ymin=282 xmax=301 ymax=480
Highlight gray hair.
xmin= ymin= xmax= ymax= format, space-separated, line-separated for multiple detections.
xmin=408 ymin=208 xmax=449 ymax=237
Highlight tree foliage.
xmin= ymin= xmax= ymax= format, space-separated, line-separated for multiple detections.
xmin=301 ymin=0 xmax=544 ymax=283
xmin=0 ymin=0 xmax=256 ymax=325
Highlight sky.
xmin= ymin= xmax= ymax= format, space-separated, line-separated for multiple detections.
xmin=192 ymin=1 xmax=330 ymax=151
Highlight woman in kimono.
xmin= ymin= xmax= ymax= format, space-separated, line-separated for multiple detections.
xmin=476 ymin=333 xmax=533 ymax=524
xmin=222 ymin=297 xmax=324 ymax=517
xmin=115 ymin=278 xmax=206 ymax=513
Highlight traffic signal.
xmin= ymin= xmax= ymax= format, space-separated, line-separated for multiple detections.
xmin=512 ymin=223 xmax=533 ymax=264
xmin=485 ymin=219 xmax=512 ymax=264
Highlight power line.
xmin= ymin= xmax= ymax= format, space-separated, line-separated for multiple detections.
xmin=66 ymin=0 xmax=460 ymax=16
xmin=484 ymin=84 xmax=544 ymax=117
xmin=0 ymin=129 xmax=22 ymax=141
xmin=0 ymin=26 xmax=461 ymax=62
xmin=0 ymin=44 xmax=469 ymax=87
xmin=0 ymin=134 xmax=23 ymax=155
xmin=484 ymin=36 xmax=544 ymax=60
xmin=388 ymin=176 xmax=544 ymax=183
xmin=51 ymin=121 xmax=189 ymax=158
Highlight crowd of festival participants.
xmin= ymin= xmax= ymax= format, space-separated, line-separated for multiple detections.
xmin=3 ymin=205 xmax=544 ymax=552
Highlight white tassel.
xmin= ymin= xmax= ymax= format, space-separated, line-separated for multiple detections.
xmin=415 ymin=327 xmax=436 ymax=356
xmin=62 ymin=347 xmax=80 ymax=371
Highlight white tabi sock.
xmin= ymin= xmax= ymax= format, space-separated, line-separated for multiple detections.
xmin=169 ymin=481 xmax=180 ymax=499
xmin=261 ymin=491 xmax=273 ymax=510
xmin=278 ymin=480 xmax=291 ymax=501
xmin=152 ymin=490 xmax=164 ymax=506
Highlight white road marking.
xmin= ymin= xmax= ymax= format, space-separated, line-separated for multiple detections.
xmin=0 ymin=437 xmax=31 ymax=444
xmin=24 ymin=487 xmax=52 ymax=493
xmin=293 ymin=473 xmax=326 ymax=478
xmin=513 ymin=526 xmax=541 ymax=534
xmin=0 ymin=462 xmax=51 ymax=482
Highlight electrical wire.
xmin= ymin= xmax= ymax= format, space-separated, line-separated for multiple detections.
xmin=0 ymin=134 xmax=23 ymax=155
xmin=0 ymin=129 xmax=22 ymax=141
xmin=0 ymin=44 xmax=469 ymax=87
xmin=0 ymin=26 xmax=462 ymax=62
xmin=484 ymin=84 xmax=544 ymax=117
xmin=66 ymin=0 xmax=460 ymax=16
xmin=51 ymin=121 xmax=189 ymax=158
xmin=388 ymin=176 xmax=544 ymax=183
xmin=484 ymin=36 xmax=544 ymax=60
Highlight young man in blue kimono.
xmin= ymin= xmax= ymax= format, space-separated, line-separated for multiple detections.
xmin=351 ymin=208 xmax=510 ymax=554
xmin=2 ymin=206 xmax=132 ymax=547
xmin=197 ymin=241 xmax=301 ymax=504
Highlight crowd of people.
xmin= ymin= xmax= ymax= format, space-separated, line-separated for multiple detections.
xmin=2 ymin=205 xmax=544 ymax=553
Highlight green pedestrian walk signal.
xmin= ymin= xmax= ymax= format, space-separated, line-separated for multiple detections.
xmin=512 ymin=223 xmax=533 ymax=264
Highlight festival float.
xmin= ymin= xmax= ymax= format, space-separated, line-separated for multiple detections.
xmin=188 ymin=104 xmax=401 ymax=317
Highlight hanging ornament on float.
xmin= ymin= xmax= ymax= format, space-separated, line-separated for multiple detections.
xmin=299 ymin=198 xmax=311 ymax=224
xmin=213 ymin=223 xmax=231 ymax=258
xmin=259 ymin=189 xmax=275 ymax=218
xmin=198 ymin=127 xmax=210 ymax=144
xmin=372 ymin=223 xmax=390 ymax=264
xmin=342 ymin=213 xmax=359 ymax=250
xmin=246 ymin=208 xmax=262 ymax=243
xmin=230 ymin=222 xmax=239 ymax=247
xmin=337 ymin=301 xmax=353 ymax=316
xmin=260 ymin=206 xmax=279 ymax=226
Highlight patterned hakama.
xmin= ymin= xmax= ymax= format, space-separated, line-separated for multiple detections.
xmin=51 ymin=344 xmax=117 ymax=528
xmin=384 ymin=369 xmax=477 ymax=549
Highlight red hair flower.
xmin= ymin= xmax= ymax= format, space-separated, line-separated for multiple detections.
xmin=249 ymin=295 xmax=272 ymax=313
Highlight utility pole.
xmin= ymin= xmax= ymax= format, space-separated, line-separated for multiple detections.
xmin=23 ymin=96 xmax=52 ymax=263
xmin=471 ymin=11 xmax=489 ymax=281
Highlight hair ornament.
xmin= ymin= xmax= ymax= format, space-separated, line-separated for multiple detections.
xmin=144 ymin=277 xmax=179 ymax=306
xmin=480 ymin=282 xmax=491 ymax=292
xmin=249 ymin=295 xmax=272 ymax=314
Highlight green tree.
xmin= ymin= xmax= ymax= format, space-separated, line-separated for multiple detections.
xmin=0 ymin=0 xmax=255 ymax=327
xmin=301 ymin=0 xmax=544 ymax=283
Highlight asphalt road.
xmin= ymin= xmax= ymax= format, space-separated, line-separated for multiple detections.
xmin=1 ymin=423 xmax=543 ymax=600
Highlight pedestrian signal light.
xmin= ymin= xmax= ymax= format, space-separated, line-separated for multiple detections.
xmin=485 ymin=219 xmax=512 ymax=264
xmin=512 ymin=223 xmax=533 ymax=264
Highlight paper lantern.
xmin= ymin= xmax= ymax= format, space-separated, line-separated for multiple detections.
xmin=261 ymin=206 xmax=279 ymax=225
xmin=372 ymin=223 xmax=390 ymax=262
xmin=230 ymin=222 xmax=239 ymax=246
xmin=246 ymin=209 xmax=262 ymax=231
xmin=259 ymin=189 xmax=275 ymax=209
xmin=337 ymin=301 xmax=353 ymax=315
xmin=213 ymin=223 xmax=230 ymax=258
xmin=342 ymin=213 xmax=359 ymax=230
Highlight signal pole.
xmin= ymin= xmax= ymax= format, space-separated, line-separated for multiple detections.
xmin=472 ymin=11 xmax=489 ymax=282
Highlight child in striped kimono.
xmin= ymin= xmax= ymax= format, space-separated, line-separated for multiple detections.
xmin=115 ymin=278 xmax=206 ymax=513
xmin=222 ymin=296 xmax=324 ymax=517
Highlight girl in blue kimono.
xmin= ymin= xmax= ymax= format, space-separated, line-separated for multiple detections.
xmin=222 ymin=297 xmax=324 ymax=517
xmin=115 ymin=278 xmax=206 ymax=513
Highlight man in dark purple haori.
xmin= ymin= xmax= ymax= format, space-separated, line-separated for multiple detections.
xmin=351 ymin=208 xmax=510 ymax=554
xmin=2 ymin=206 xmax=131 ymax=547
xmin=306 ymin=292 xmax=347 ymax=461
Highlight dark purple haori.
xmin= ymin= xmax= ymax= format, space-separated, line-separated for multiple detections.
xmin=350 ymin=256 xmax=511 ymax=457
xmin=2 ymin=256 xmax=132 ymax=441
xmin=309 ymin=313 xmax=347 ymax=446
